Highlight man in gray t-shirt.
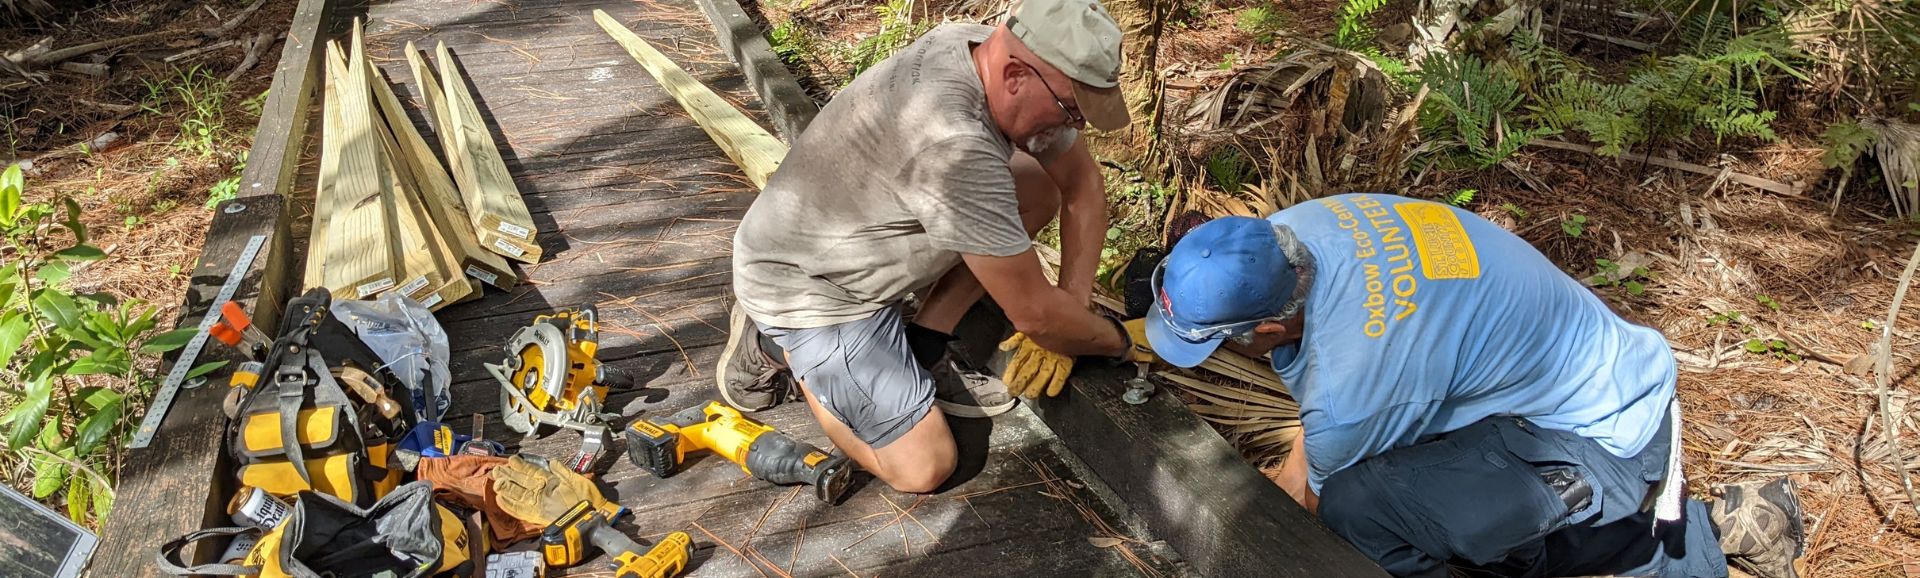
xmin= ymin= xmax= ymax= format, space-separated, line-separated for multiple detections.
xmin=717 ymin=0 xmax=1142 ymax=493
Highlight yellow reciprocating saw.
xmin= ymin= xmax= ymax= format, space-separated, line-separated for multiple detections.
xmin=625 ymin=401 xmax=853 ymax=503
xmin=540 ymin=500 xmax=693 ymax=578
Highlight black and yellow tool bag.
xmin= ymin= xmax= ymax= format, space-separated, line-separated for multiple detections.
xmin=157 ymin=482 xmax=475 ymax=578
xmin=231 ymin=288 xmax=406 ymax=507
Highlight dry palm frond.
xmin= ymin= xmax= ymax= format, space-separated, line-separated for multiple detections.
xmin=1860 ymin=118 xmax=1920 ymax=219
xmin=1160 ymin=372 xmax=1300 ymax=454
xmin=1169 ymin=44 xmax=1395 ymax=219
xmin=1 ymin=0 xmax=55 ymax=20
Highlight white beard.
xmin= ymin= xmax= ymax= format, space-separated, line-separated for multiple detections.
xmin=1019 ymin=126 xmax=1077 ymax=156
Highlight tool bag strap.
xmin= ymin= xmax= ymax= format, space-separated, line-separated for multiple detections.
xmin=280 ymin=348 xmax=365 ymax=485
xmin=154 ymin=527 xmax=261 ymax=576
xmin=272 ymin=351 xmax=312 ymax=485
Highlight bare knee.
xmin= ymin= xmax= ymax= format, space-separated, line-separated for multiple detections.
xmin=1011 ymin=152 xmax=1061 ymax=236
xmin=881 ymin=455 xmax=956 ymax=494
xmin=872 ymin=410 xmax=958 ymax=493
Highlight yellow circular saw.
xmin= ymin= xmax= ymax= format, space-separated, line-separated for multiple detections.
xmin=485 ymin=305 xmax=626 ymax=471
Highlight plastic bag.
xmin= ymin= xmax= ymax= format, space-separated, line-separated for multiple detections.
xmin=332 ymin=293 xmax=450 ymax=422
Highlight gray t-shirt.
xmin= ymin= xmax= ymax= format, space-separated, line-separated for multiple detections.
xmin=733 ymin=24 xmax=1032 ymax=328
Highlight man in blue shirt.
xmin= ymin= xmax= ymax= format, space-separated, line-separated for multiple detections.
xmin=1145 ymin=194 xmax=1805 ymax=578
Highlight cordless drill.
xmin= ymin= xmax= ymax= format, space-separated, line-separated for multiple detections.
xmin=625 ymin=401 xmax=853 ymax=503
xmin=540 ymin=500 xmax=693 ymax=578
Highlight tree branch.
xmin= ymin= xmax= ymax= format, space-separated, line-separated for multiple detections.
xmin=1874 ymin=239 xmax=1920 ymax=520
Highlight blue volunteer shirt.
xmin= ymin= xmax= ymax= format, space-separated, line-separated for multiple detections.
xmin=1269 ymin=194 xmax=1676 ymax=493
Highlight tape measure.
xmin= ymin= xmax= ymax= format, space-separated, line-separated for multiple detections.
xmin=130 ymin=234 xmax=267 ymax=449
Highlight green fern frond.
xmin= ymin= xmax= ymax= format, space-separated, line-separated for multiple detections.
xmin=1417 ymin=53 xmax=1548 ymax=169
xmin=1821 ymin=121 xmax=1876 ymax=169
xmin=1335 ymin=0 xmax=1389 ymax=49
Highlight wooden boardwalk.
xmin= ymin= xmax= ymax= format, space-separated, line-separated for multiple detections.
xmin=96 ymin=0 xmax=1385 ymax=575
xmin=342 ymin=0 xmax=1184 ymax=575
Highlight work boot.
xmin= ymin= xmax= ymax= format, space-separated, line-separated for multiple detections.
xmin=1711 ymin=478 xmax=1806 ymax=578
xmin=930 ymin=358 xmax=1016 ymax=418
xmin=716 ymin=302 xmax=791 ymax=412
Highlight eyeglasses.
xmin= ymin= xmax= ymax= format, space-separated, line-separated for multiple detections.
xmin=1149 ymin=257 xmax=1285 ymax=344
xmin=1014 ymin=57 xmax=1085 ymax=128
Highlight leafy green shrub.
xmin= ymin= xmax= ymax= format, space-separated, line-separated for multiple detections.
xmin=1236 ymin=6 xmax=1286 ymax=45
xmin=1820 ymin=120 xmax=1875 ymax=170
xmin=0 ymin=164 xmax=201 ymax=526
xmin=1335 ymin=0 xmax=1388 ymax=49
xmin=1511 ymin=25 xmax=1804 ymax=156
xmin=840 ymin=0 xmax=931 ymax=82
xmin=1416 ymin=53 xmax=1556 ymax=169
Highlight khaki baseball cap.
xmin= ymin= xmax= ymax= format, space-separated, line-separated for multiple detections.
xmin=1009 ymin=0 xmax=1130 ymax=131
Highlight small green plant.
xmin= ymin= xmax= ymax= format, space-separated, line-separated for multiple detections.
xmin=1820 ymin=120 xmax=1875 ymax=170
xmin=122 ymin=215 xmax=141 ymax=229
xmin=768 ymin=20 xmax=815 ymax=67
xmin=839 ymin=0 xmax=930 ymax=82
xmin=1756 ymin=294 xmax=1781 ymax=311
xmin=1235 ymin=6 xmax=1286 ymax=44
xmin=1334 ymin=0 xmax=1388 ymax=49
xmin=205 ymin=151 xmax=248 ymax=210
xmin=143 ymin=66 xmax=232 ymax=157
xmin=1707 ymin=310 xmax=1744 ymax=327
xmin=1590 ymin=258 xmax=1654 ymax=296
xmin=1205 ymin=148 xmax=1253 ymax=195
xmin=1500 ymin=202 xmax=1529 ymax=220
xmin=1444 ymin=189 xmax=1477 ymax=207
xmin=1219 ymin=52 xmax=1237 ymax=71
xmin=1561 ymin=214 xmax=1588 ymax=237
xmin=0 ymin=164 xmax=205 ymax=527
xmin=1743 ymin=338 xmax=1800 ymax=362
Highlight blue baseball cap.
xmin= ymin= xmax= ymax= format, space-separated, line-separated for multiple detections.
xmin=1145 ymin=216 xmax=1297 ymax=368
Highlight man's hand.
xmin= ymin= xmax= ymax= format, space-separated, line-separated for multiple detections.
xmin=1271 ymin=432 xmax=1319 ymax=515
xmin=999 ymin=332 xmax=1074 ymax=398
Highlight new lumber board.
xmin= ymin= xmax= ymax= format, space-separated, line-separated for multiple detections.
xmin=433 ymin=41 xmax=542 ymax=263
xmin=369 ymin=63 xmax=518 ymax=290
xmin=379 ymin=117 xmax=453 ymax=303
xmin=594 ymin=9 xmax=787 ymax=190
xmin=305 ymin=42 xmax=346 ymax=291
xmin=320 ymin=22 xmax=404 ymax=298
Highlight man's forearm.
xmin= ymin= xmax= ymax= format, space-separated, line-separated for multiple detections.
xmin=1018 ymin=287 xmax=1129 ymax=357
xmin=1055 ymin=184 xmax=1105 ymax=305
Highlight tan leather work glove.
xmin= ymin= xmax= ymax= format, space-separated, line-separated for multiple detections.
xmin=998 ymin=333 xmax=1074 ymax=398
xmin=490 ymin=455 xmax=626 ymax=526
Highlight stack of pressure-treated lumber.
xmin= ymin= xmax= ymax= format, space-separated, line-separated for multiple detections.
xmin=305 ymin=20 xmax=530 ymax=309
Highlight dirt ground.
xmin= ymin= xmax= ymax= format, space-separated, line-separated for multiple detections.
xmin=2 ymin=0 xmax=292 ymax=316
xmin=1 ymin=0 xmax=294 ymax=514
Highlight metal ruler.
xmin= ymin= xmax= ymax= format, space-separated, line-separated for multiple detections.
xmin=130 ymin=234 xmax=268 ymax=449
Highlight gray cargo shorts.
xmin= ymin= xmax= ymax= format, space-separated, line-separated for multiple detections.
xmin=756 ymin=305 xmax=934 ymax=449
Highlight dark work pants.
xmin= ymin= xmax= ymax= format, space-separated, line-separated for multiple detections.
xmin=1317 ymin=416 xmax=1728 ymax=578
